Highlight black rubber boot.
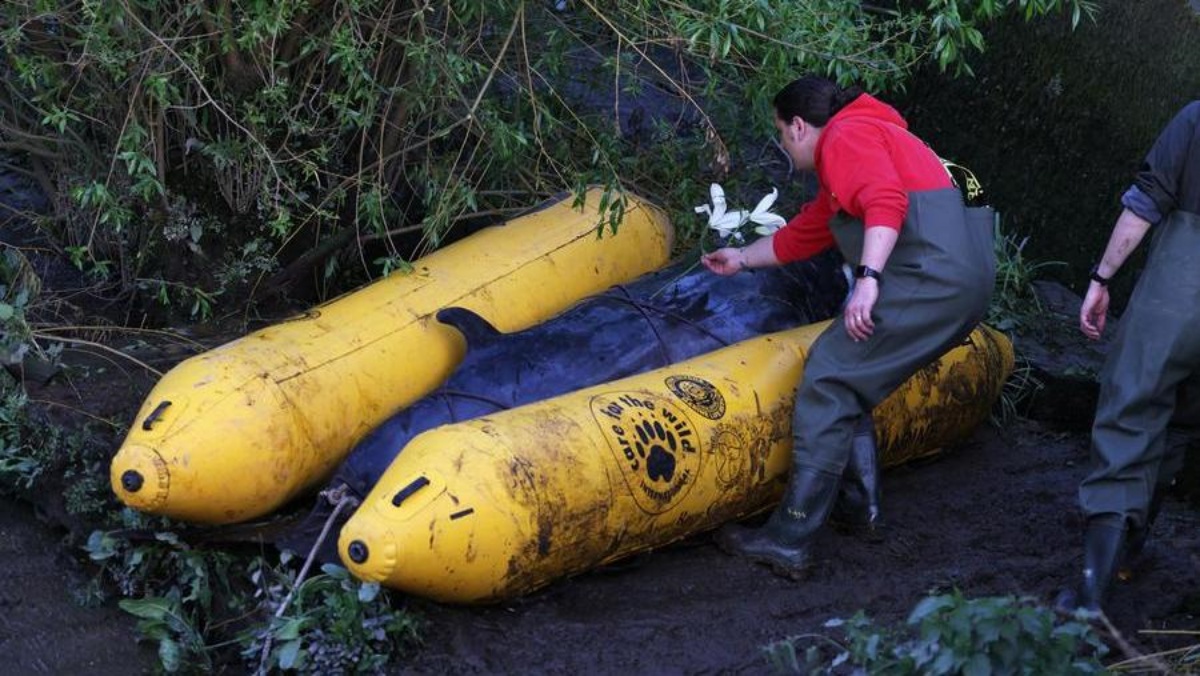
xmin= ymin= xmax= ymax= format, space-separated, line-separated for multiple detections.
xmin=1056 ymin=516 xmax=1128 ymax=614
xmin=1119 ymin=487 xmax=1167 ymax=581
xmin=715 ymin=467 xmax=841 ymax=580
xmin=831 ymin=416 xmax=882 ymax=537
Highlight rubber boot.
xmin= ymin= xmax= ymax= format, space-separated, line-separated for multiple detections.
xmin=1119 ymin=488 xmax=1167 ymax=582
xmin=831 ymin=416 xmax=882 ymax=537
xmin=715 ymin=467 xmax=840 ymax=580
xmin=1056 ymin=516 xmax=1128 ymax=614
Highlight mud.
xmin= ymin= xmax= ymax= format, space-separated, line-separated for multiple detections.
xmin=0 ymin=499 xmax=155 ymax=671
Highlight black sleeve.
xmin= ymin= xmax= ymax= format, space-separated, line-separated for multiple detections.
xmin=1132 ymin=101 xmax=1200 ymax=218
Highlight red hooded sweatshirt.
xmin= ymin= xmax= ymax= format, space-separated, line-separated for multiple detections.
xmin=771 ymin=94 xmax=953 ymax=263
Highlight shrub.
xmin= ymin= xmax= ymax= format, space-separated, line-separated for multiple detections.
xmin=1 ymin=0 xmax=1096 ymax=313
xmin=766 ymin=591 xmax=1108 ymax=674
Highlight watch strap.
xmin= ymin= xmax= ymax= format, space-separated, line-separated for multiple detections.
xmin=854 ymin=265 xmax=882 ymax=283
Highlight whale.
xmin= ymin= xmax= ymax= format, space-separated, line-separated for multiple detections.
xmin=280 ymin=249 xmax=849 ymax=558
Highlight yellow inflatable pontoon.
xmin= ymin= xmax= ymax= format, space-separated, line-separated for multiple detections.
xmin=111 ymin=190 xmax=674 ymax=524
xmin=339 ymin=321 xmax=1013 ymax=603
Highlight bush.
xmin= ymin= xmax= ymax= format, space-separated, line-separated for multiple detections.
xmin=1 ymin=0 xmax=1096 ymax=314
xmin=766 ymin=591 xmax=1108 ymax=674
xmin=85 ymin=526 xmax=421 ymax=674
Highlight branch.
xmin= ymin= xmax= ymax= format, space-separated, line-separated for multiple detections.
xmin=29 ymin=331 xmax=164 ymax=377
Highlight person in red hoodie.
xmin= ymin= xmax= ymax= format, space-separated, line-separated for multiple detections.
xmin=702 ymin=75 xmax=995 ymax=579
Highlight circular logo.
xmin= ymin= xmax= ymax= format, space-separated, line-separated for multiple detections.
xmin=665 ymin=375 xmax=725 ymax=420
xmin=590 ymin=392 xmax=703 ymax=514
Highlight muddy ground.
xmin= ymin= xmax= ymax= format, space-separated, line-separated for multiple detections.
xmin=3 ymin=287 xmax=1199 ymax=673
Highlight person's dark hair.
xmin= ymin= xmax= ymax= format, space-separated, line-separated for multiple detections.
xmin=773 ymin=76 xmax=864 ymax=127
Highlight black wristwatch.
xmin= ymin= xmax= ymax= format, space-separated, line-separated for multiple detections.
xmin=854 ymin=265 xmax=882 ymax=283
xmin=1088 ymin=264 xmax=1112 ymax=287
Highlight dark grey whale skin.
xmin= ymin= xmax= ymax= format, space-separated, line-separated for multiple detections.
xmin=283 ymin=249 xmax=847 ymax=557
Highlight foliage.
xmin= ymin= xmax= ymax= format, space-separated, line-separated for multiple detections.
xmin=0 ymin=372 xmax=40 ymax=490
xmin=990 ymin=356 xmax=1043 ymax=428
xmin=83 ymin=524 xmax=421 ymax=674
xmin=241 ymin=558 xmax=421 ymax=674
xmin=765 ymin=591 xmax=1109 ymax=674
xmin=979 ymin=216 xmax=1057 ymax=425
xmin=987 ymin=219 xmax=1064 ymax=333
xmin=86 ymin=525 xmax=246 ymax=672
xmin=0 ymin=367 xmax=114 ymax=514
xmin=0 ymin=0 xmax=1096 ymax=315
xmin=0 ymin=246 xmax=44 ymax=367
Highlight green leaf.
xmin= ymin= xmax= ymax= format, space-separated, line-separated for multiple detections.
xmin=964 ymin=653 xmax=991 ymax=676
xmin=358 ymin=581 xmax=381 ymax=603
xmin=158 ymin=636 xmax=182 ymax=673
xmin=276 ymin=616 xmax=304 ymax=641
xmin=908 ymin=594 xmax=953 ymax=623
xmin=278 ymin=638 xmax=304 ymax=669
xmin=119 ymin=597 xmax=171 ymax=621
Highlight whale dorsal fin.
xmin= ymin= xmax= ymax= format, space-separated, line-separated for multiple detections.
xmin=436 ymin=307 xmax=503 ymax=350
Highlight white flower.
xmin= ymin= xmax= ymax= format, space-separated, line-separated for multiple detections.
xmin=694 ymin=183 xmax=786 ymax=240
xmin=695 ymin=183 xmax=748 ymax=240
xmin=749 ymin=187 xmax=786 ymax=235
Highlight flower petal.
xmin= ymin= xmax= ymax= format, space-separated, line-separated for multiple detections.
xmin=708 ymin=183 xmax=727 ymax=223
xmin=750 ymin=188 xmax=779 ymax=216
xmin=750 ymin=212 xmax=786 ymax=229
xmin=709 ymin=210 xmax=746 ymax=236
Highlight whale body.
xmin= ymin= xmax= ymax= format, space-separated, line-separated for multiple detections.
xmin=282 ymin=250 xmax=848 ymax=556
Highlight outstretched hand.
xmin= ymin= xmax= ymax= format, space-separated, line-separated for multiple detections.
xmin=701 ymin=247 xmax=745 ymax=276
xmin=1080 ymin=283 xmax=1110 ymax=340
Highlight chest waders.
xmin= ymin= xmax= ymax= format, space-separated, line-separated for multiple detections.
xmin=716 ymin=188 xmax=995 ymax=577
xmin=1068 ymin=209 xmax=1200 ymax=610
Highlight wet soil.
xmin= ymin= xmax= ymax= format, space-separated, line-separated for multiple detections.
xmin=0 ymin=499 xmax=155 ymax=672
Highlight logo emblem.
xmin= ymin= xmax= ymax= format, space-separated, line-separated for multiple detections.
xmin=591 ymin=392 xmax=702 ymax=514
xmin=665 ymin=375 xmax=726 ymax=420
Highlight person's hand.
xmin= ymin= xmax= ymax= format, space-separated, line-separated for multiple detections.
xmin=844 ymin=278 xmax=878 ymax=341
xmin=701 ymin=247 xmax=746 ymax=276
xmin=1080 ymin=282 xmax=1110 ymax=340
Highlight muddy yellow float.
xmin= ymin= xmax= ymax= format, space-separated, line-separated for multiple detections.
xmin=111 ymin=190 xmax=674 ymax=524
xmin=339 ymin=321 xmax=1013 ymax=603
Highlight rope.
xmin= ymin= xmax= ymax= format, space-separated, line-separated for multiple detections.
xmin=609 ymin=284 xmax=673 ymax=363
xmin=435 ymin=388 xmax=513 ymax=418
xmin=255 ymin=485 xmax=359 ymax=675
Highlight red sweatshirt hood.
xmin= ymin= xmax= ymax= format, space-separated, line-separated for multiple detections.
xmin=813 ymin=93 xmax=909 ymax=169
xmin=828 ymin=93 xmax=907 ymax=130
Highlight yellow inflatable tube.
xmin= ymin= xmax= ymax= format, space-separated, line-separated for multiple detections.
xmin=339 ymin=322 xmax=1013 ymax=603
xmin=111 ymin=190 xmax=674 ymax=524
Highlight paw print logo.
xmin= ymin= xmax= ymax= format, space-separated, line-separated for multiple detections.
xmin=632 ymin=417 xmax=677 ymax=483
xmin=592 ymin=392 xmax=702 ymax=514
